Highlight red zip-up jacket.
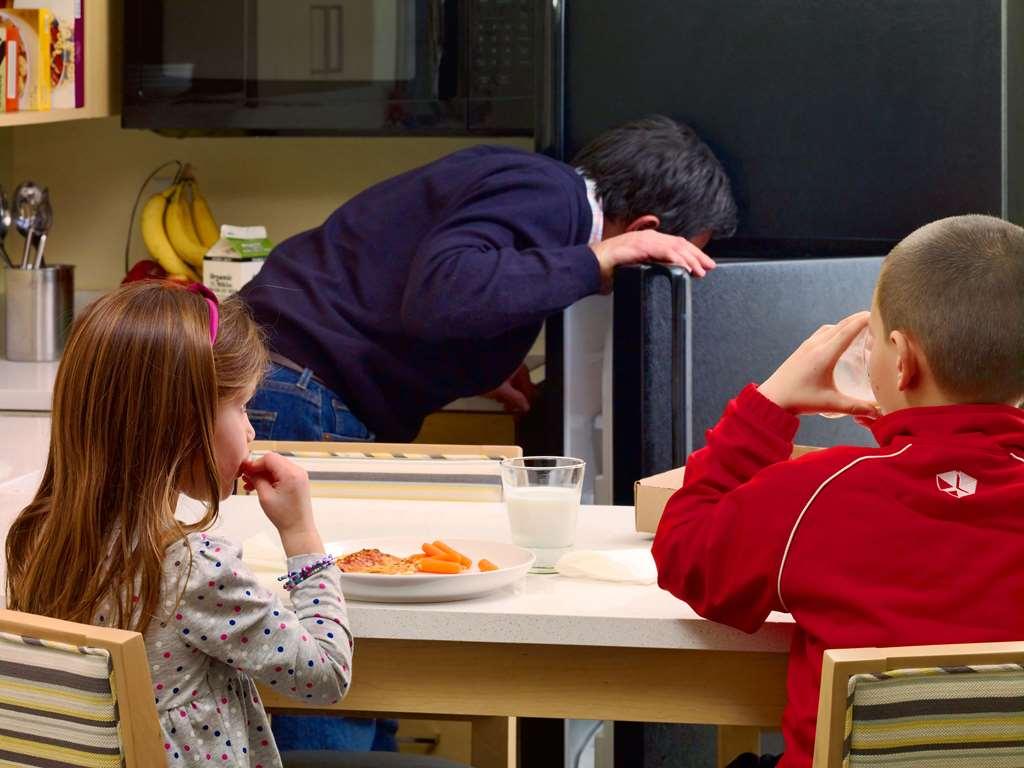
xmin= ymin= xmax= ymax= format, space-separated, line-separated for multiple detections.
xmin=652 ymin=384 xmax=1024 ymax=768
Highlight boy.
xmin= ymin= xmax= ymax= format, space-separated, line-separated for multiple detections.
xmin=652 ymin=215 xmax=1024 ymax=768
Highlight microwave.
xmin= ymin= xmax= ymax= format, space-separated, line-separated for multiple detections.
xmin=122 ymin=0 xmax=561 ymax=139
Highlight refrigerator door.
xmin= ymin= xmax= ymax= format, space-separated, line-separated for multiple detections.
xmin=612 ymin=257 xmax=884 ymax=503
xmin=563 ymin=0 xmax=1005 ymax=239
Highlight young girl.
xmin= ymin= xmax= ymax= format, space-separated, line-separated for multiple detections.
xmin=5 ymin=281 xmax=353 ymax=767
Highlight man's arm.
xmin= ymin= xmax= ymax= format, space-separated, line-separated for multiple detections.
xmin=399 ymin=171 xmax=600 ymax=342
xmin=400 ymin=169 xmax=716 ymax=342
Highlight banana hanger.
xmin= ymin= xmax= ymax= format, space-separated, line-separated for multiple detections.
xmin=123 ymin=160 xmax=183 ymax=275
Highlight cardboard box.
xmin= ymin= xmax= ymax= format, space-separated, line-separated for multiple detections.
xmin=202 ymin=225 xmax=272 ymax=300
xmin=0 ymin=8 xmax=51 ymax=111
xmin=634 ymin=445 xmax=824 ymax=533
xmin=9 ymin=0 xmax=81 ymax=109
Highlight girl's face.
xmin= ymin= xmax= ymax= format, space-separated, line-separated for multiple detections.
xmin=212 ymin=390 xmax=257 ymax=500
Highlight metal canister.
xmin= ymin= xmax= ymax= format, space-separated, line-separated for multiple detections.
xmin=4 ymin=264 xmax=74 ymax=361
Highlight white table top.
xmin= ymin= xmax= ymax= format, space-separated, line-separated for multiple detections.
xmin=209 ymin=496 xmax=794 ymax=653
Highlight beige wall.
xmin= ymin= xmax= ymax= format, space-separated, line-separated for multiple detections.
xmin=3 ymin=116 xmax=531 ymax=290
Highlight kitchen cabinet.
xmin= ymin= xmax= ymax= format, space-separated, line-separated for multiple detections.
xmin=0 ymin=0 xmax=118 ymax=128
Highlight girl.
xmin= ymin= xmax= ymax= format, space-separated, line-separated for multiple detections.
xmin=5 ymin=281 xmax=353 ymax=767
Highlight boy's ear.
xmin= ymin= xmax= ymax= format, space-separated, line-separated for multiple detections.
xmin=892 ymin=330 xmax=919 ymax=392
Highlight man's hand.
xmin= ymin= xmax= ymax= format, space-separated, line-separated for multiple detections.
xmin=482 ymin=364 xmax=538 ymax=413
xmin=591 ymin=230 xmax=716 ymax=292
xmin=758 ymin=312 xmax=880 ymax=417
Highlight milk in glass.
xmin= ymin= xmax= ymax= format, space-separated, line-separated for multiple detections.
xmin=506 ymin=486 xmax=580 ymax=570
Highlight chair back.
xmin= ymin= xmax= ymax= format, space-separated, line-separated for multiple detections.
xmin=0 ymin=609 xmax=164 ymax=767
xmin=247 ymin=441 xmax=523 ymax=500
xmin=813 ymin=641 xmax=1024 ymax=768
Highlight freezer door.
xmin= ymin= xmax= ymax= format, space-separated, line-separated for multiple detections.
xmin=612 ymin=257 xmax=884 ymax=504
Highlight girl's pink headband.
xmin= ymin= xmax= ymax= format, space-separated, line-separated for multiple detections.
xmin=186 ymin=282 xmax=219 ymax=344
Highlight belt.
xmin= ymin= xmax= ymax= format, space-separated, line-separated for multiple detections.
xmin=268 ymin=353 xmax=331 ymax=389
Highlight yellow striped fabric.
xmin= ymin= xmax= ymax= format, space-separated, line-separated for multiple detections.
xmin=844 ymin=664 xmax=1024 ymax=767
xmin=0 ymin=631 xmax=123 ymax=768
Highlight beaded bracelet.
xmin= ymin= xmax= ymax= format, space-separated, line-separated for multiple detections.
xmin=278 ymin=555 xmax=337 ymax=591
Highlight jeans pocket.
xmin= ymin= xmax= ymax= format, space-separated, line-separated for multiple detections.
xmin=248 ymin=380 xmax=324 ymax=441
xmin=325 ymin=399 xmax=373 ymax=442
xmin=246 ymin=409 xmax=277 ymax=440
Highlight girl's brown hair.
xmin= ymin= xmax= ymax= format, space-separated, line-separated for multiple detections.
xmin=5 ymin=281 xmax=267 ymax=632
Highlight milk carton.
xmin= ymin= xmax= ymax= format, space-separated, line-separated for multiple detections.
xmin=202 ymin=225 xmax=272 ymax=300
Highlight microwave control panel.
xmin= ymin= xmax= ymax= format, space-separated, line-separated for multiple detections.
xmin=470 ymin=0 xmax=535 ymax=98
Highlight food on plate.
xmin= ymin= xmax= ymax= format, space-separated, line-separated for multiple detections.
xmin=336 ymin=548 xmax=418 ymax=574
xmin=417 ymin=557 xmax=463 ymax=574
xmin=433 ymin=540 xmax=472 ymax=567
xmin=336 ymin=541 xmax=500 ymax=575
xmin=421 ymin=542 xmax=455 ymax=561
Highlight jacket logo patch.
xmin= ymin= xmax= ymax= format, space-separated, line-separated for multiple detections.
xmin=936 ymin=470 xmax=978 ymax=498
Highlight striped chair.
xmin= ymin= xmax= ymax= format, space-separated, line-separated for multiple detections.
xmin=0 ymin=608 xmax=164 ymax=767
xmin=813 ymin=641 xmax=1024 ymax=767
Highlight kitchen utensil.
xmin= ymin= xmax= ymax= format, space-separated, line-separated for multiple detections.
xmin=0 ymin=187 xmax=13 ymax=269
xmin=13 ymin=182 xmax=44 ymax=269
xmin=4 ymin=264 xmax=74 ymax=361
xmin=30 ymin=192 xmax=52 ymax=269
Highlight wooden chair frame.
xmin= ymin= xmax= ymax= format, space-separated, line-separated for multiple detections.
xmin=0 ymin=609 xmax=165 ymax=767
xmin=251 ymin=441 xmax=522 ymax=459
xmin=813 ymin=640 xmax=1024 ymax=768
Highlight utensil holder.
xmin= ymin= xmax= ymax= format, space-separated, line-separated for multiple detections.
xmin=4 ymin=265 xmax=74 ymax=361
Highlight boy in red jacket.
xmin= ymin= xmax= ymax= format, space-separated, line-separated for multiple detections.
xmin=652 ymin=215 xmax=1024 ymax=768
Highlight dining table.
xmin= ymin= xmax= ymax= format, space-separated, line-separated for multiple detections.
xmin=207 ymin=495 xmax=794 ymax=768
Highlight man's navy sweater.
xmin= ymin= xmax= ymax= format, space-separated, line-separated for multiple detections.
xmin=241 ymin=145 xmax=601 ymax=441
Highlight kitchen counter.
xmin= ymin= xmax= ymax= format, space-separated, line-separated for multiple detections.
xmin=0 ymin=290 xmax=104 ymax=411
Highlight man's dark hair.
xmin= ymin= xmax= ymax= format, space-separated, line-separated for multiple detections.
xmin=572 ymin=115 xmax=738 ymax=239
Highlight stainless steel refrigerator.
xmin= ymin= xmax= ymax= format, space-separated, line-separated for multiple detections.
xmin=549 ymin=0 xmax=1023 ymax=508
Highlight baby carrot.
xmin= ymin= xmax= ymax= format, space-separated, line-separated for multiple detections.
xmin=417 ymin=557 xmax=463 ymax=574
xmin=408 ymin=553 xmax=426 ymax=561
xmin=421 ymin=542 xmax=458 ymax=562
xmin=478 ymin=559 xmax=499 ymax=572
xmin=433 ymin=540 xmax=472 ymax=567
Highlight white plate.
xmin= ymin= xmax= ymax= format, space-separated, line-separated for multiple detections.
xmin=328 ymin=537 xmax=535 ymax=603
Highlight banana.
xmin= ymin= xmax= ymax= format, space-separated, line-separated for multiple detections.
xmin=190 ymin=182 xmax=220 ymax=249
xmin=179 ymin=183 xmax=202 ymax=246
xmin=140 ymin=187 xmax=199 ymax=280
xmin=164 ymin=183 xmax=208 ymax=269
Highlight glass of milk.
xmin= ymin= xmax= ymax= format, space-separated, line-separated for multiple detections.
xmin=500 ymin=456 xmax=586 ymax=573
xmin=820 ymin=325 xmax=876 ymax=418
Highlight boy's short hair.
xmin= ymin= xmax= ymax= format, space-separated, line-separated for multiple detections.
xmin=877 ymin=215 xmax=1024 ymax=404
xmin=572 ymin=115 xmax=738 ymax=240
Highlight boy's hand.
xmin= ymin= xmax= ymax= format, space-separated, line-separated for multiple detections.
xmin=240 ymin=452 xmax=325 ymax=557
xmin=759 ymin=312 xmax=880 ymax=417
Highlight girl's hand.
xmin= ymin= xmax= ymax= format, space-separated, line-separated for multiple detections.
xmin=758 ymin=312 xmax=880 ymax=418
xmin=240 ymin=452 xmax=325 ymax=557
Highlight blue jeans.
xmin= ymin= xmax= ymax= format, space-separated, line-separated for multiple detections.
xmin=247 ymin=365 xmax=393 ymax=751
xmin=248 ymin=364 xmax=374 ymax=442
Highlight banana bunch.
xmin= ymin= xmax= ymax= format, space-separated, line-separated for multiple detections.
xmin=140 ymin=173 xmax=219 ymax=281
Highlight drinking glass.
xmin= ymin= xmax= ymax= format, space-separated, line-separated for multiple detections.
xmin=500 ymin=457 xmax=585 ymax=573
